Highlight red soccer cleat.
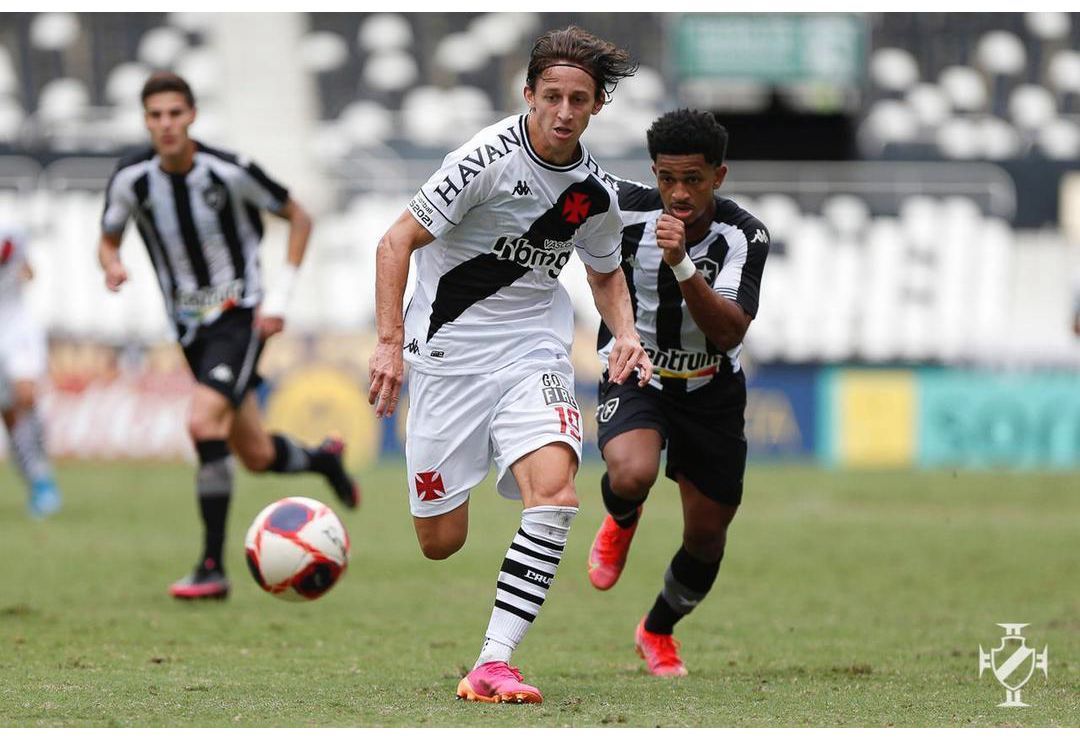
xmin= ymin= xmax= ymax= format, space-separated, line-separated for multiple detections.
xmin=587 ymin=511 xmax=640 ymax=590
xmin=169 ymin=559 xmax=230 ymax=600
xmin=635 ymin=618 xmax=688 ymax=677
xmin=456 ymin=661 xmax=543 ymax=704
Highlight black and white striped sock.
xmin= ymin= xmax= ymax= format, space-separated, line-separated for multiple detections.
xmin=10 ymin=409 xmax=52 ymax=484
xmin=475 ymin=505 xmax=578 ymax=667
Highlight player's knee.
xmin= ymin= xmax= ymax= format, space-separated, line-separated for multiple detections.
xmin=417 ymin=533 xmax=465 ymax=560
xmin=236 ymin=439 xmax=274 ymax=472
xmin=11 ymin=382 xmax=36 ymax=412
xmin=683 ymin=526 xmax=727 ymax=563
xmin=528 ymin=478 xmax=578 ymax=509
xmin=607 ymin=463 xmax=658 ymax=500
xmin=187 ymin=407 xmax=230 ymax=441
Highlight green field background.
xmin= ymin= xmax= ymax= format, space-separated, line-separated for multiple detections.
xmin=1 ymin=462 xmax=1077 ymax=727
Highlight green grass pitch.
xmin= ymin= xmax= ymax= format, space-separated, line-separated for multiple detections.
xmin=1 ymin=461 xmax=1077 ymax=727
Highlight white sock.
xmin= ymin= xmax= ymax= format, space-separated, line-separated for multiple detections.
xmin=474 ymin=505 xmax=577 ymax=669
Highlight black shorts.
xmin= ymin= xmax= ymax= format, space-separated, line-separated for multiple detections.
xmin=596 ymin=372 xmax=748 ymax=506
xmin=181 ymin=308 xmax=265 ymax=408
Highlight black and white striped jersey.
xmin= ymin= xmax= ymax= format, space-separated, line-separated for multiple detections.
xmin=598 ymin=180 xmax=769 ymax=393
xmin=101 ymin=142 xmax=289 ymax=343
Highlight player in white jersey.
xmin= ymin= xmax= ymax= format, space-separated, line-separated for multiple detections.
xmin=369 ymin=26 xmax=652 ymax=704
xmin=98 ymin=73 xmax=358 ymax=601
xmin=0 ymin=227 xmax=61 ymax=517
xmin=585 ymin=110 xmax=769 ymax=677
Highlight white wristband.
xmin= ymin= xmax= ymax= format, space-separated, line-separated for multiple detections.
xmin=262 ymin=263 xmax=298 ymax=317
xmin=671 ymin=254 xmax=697 ymax=282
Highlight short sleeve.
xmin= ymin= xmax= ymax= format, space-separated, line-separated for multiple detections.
xmin=235 ymin=157 xmax=289 ymax=212
xmin=574 ymin=204 xmax=623 ymax=274
xmin=714 ymin=218 xmax=769 ymax=318
xmin=407 ymin=144 xmax=498 ymax=239
xmin=101 ymin=165 xmax=138 ymax=236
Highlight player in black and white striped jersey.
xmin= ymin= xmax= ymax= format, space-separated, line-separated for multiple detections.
xmin=97 ymin=72 xmax=359 ymax=601
xmin=587 ymin=109 xmax=769 ymax=677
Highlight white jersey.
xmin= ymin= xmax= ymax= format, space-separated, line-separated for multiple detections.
xmin=599 ymin=181 xmax=769 ymax=393
xmin=0 ymin=227 xmax=46 ymax=390
xmin=404 ymin=114 xmax=624 ymax=375
xmin=0 ymin=227 xmax=29 ymax=308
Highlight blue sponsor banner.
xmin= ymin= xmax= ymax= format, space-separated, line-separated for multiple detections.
xmin=917 ymin=369 xmax=1080 ymax=469
xmin=746 ymin=364 xmax=818 ymax=459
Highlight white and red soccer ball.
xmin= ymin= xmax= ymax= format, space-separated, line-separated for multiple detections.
xmin=244 ymin=497 xmax=350 ymax=601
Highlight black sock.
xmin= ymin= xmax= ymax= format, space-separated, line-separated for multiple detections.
xmin=195 ymin=439 xmax=233 ymax=572
xmin=269 ymin=433 xmax=316 ymax=473
xmin=601 ymin=473 xmax=641 ymax=529
xmin=644 ymin=545 xmax=723 ymax=635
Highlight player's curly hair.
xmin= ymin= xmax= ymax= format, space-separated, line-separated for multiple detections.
xmin=526 ymin=26 xmax=638 ymax=104
xmin=141 ymin=71 xmax=195 ymax=108
xmin=646 ymin=109 xmax=729 ymax=166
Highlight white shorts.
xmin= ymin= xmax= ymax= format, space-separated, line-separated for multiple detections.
xmin=404 ymin=351 xmax=583 ymax=518
xmin=0 ymin=300 xmax=47 ymax=408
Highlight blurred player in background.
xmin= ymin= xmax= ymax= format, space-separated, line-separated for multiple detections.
xmin=0 ymin=226 xmax=61 ymax=518
xmin=587 ymin=110 xmax=769 ymax=676
xmin=97 ymin=72 xmax=359 ymax=601
xmin=369 ymin=26 xmax=650 ymax=703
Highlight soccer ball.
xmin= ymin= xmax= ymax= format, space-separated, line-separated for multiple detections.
xmin=244 ymin=496 xmax=350 ymax=601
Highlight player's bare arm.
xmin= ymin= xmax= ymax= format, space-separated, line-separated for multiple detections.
xmin=655 ymin=213 xmax=751 ymax=350
xmin=98 ymin=231 xmax=127 ymax=292
xmin=585 ymin=264 xmax=653 ymax=387
xmin=368 ymin=210 xmax=435 ymax=418
xmin=255 ymin=197 xmax=313 ymax=340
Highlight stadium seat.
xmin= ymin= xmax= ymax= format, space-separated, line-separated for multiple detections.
xmin=976 ymin=116 xmax=1021 ymax=159
xmin=1008 ymin=84 xmax=1058 ymax=130
xmin=0 ymin=99 xmax=25 ymax=143
xmin=299 ymin=31 xmax=349 ymax=74
xmin=975 ymin=31 xmax=1027 ymax=76
xmin=864 ymin=99 xmax=920 ymax=146
xmin=338 ymin=100 xmax=393 ymax=147
xmin=175 ymin=48 xmax=224 ymax=100
xmin=936 ymin=117 xmax=981 ymax=159
xmin=1024 ymin=12 xmax=1071 ymax=41
xmin=36 ymin=78 xmax=89 ymax=126
xmin=822 ymin=194 xmax=871 ymax=238
xmin=363 ymin=51 xmax=419 ymax=93
xmin=105 ymin=62 xmax=153 ymax=105
xmin=433 ymin=32 xmax=490 ymax=76
xmin=357 ymin=14 xmax=413 ymax=52
xmin=938 ymin=66 xmax=988 ymax=112
xmin=137 ymin=26 xmax=188 ymax=69
xmin=870 ymin=47 xmax=920 ymax=92
xmin=29 ymin=13 xmax=81 ymax=52
xmin=1038 ymin=118 xmax=1080 ymax=160
xmin=0 ymin=45 xmax=17 ymax=97
xmin=906 ymin=83 xmax=951 ymax=128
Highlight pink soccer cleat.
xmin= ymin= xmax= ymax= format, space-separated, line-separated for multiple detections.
xmin=456 ymin=661 xmax=543 ymax=704
xmin=587 ymin=511 xmax=640 ymax=590
xmin=169 ymin=559 xmax=230 ymax=600
xmin=635 ymin=618 xmax=688 ymax=677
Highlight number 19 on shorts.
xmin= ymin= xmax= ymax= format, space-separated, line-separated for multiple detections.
xmin=555 ymin=406 xmax=582 ymax=442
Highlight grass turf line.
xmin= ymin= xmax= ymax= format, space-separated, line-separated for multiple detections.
xmin=1 ymin=462 xmax=1077 ymax=726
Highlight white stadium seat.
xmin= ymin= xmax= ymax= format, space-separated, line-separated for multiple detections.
xmin=357 ymin=14 xmax=413 ymax=53
xmin=870 ymin=47 xmax=920 ymax=92
xmin=362 ymin=51 xmax=419 ymax=93
xmin=137 ymin=27 xmax=188 ymax=69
